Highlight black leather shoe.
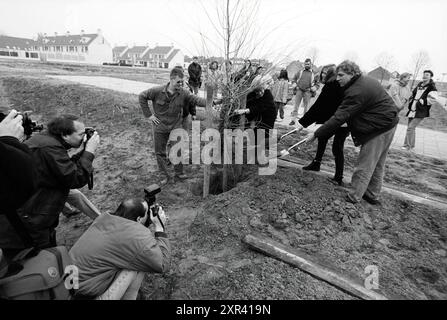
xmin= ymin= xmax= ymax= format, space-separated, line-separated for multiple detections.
xmin=362 ymin=194 xmax=381 ymax=205
xmin=303 ymin=160 xmax=321 ymax=171
xmin=345 ymin=194 xmax=358 ymax=204
xmin=327 ymin=177 xmax=345 ymax=186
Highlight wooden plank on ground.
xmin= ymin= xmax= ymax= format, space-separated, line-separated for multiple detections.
xmin=243 ymin=234 xmax=388 ymax=300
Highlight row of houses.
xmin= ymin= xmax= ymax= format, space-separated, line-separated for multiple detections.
xmin=112 ymin=45 xmax=185 ymax=69
xmin=0 ymin=30 xmax=186 ymax=69
xmin=0 ymin=30 xmax=113 ymax=65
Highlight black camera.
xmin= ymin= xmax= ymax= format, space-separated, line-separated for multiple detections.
xmin=0 ymin=110 xmax=44 ymax=139
xmin=143 ymin=184 xmax=161 ymax=227
xmin=84 ymin=127 xmax=96 ymax=141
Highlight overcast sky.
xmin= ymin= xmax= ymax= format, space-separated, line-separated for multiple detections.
xmin=1 ymin=0 xmax=446 ymax=79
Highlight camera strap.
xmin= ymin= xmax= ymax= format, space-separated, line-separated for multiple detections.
xmin=88 ymin=172 xmax=93 ymax=190
xmin=156 ymin=215 xmax=165 ymax=231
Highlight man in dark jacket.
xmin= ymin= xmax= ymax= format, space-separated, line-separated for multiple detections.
xmin=0 ymin=110 xmax=36 ymax=258
xmin=0 ymin=114 xmax=100 ymax=250
xmin=402 ymin=70 xmax=437 ymax=151
xmin=304 ymin=60 xmax=399 ymax=205
xmin=0 ymin=110 xmax=34 ymax=218
xmin=187 ymin=56 xmax=202 ymax=95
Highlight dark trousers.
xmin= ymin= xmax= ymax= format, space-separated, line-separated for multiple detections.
xmin=314 ymin=126 xmax=349 ymax=180
xmin=154 ymin=130 xmax=183 ymax=177
xmin=274 ymin=102 xmax=285 ymax=119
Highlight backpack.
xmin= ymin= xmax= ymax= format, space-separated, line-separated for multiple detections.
xmin=0 ymin=246 xmax=74 ymax=300
xmin=0 ymin=208 xmax=74 ymax=300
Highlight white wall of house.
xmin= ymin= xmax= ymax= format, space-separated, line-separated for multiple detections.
xmin=168 ymin=50 xmax=184 ymax=69
xmin=84 ymin=35 xmax=113 ymax=64
xmin=40 ymin=35 xmax=112 ymax=65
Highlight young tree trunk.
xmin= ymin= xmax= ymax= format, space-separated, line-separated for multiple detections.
xmin=203 ymin=85 xmax=214 ymax=198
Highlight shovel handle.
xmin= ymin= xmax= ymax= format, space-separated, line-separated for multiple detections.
xmin=288 ymin=138 xmax=308 ymax=151
xmin=280 ymin=128 xmax=299 ymax=140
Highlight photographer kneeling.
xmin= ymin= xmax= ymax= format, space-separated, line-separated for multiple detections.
xmin=0 ymin=114 xmax=100 ymax=251
xmin=69 ymin=198 xmax=170 ymax=300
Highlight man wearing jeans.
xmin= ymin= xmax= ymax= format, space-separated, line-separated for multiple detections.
xmin=402 ymin=70 xmax=437 ymax=151
xmin=139 ymin=68 xmax=206 ymax=184
xmin=303 ymin=60 xmax=399 ymax=205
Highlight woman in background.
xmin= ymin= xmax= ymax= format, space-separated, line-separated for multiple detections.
xmin=296 ymin=64 xmax=349 ymax=186
xmin=271 ymin=69 xmax=290 ymax=121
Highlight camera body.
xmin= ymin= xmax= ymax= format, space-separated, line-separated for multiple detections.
xmin=0 ymin=110 xmax=44 ymax=139
xmin=143 ymin=184 xmax=161 ymax=227
xmin=84 ymin=127 xmax=96 ymax=141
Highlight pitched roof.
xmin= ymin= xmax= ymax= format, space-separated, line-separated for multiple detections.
xmin=139 ymin=46 xmax=173 ymax=60
xmin=126 ymin=46 xmax=148 ymax=54
xmin=151 ymin=46 xmax=173 ymax=55
xmin=0 ymin=35 xmax=38 ymax=50
xmin=368 ymin=66 xmax=392 ymax=81
xmin=164 ymin=49 xmax=180 ymax=62
xmin=36 ymin=34 xmax=98 ymax=46
xmin=113 ymin=46 xmax=128 ymax=55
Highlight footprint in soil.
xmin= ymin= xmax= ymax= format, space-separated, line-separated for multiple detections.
xmin=431 ymin=159 xmax=446 ymax=166
xmin=410 ymin=266 xmax=441 ymax=284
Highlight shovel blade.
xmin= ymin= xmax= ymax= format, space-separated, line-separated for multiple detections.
xmin=279 ymin=149 xmax=289 ymax=158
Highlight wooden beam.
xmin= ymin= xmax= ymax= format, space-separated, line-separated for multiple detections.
xmin=243 ymin=234 xmax=388 ymax=300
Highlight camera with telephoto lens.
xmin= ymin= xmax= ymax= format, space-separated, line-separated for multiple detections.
xmin=0 ymin=110 xmax=44 ymax=140
xmin=143 ymin=184 xmax=161 ymax=227
xmin=84 ymin=127 xmax=96 ymax=141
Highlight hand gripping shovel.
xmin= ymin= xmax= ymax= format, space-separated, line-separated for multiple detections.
xmin=279 ymin=138 xmax=308 ymax=158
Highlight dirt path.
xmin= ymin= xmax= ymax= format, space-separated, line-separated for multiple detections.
xmin=46 ymin=75 xmax=447 ymax=160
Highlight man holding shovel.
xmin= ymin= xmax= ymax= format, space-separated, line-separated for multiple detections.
xmin=302 ymin=60 xmax=399 ymax=205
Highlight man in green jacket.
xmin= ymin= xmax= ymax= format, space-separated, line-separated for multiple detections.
xmin=139 ymin=68 xmax=206 ymax=184
xmin=304 ymin=60 xmax=399 ymax=205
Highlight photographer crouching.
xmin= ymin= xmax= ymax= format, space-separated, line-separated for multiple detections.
xmin=0 ymin=114 xmax=100 ymax=251
xmin=69 ymin=185 xmax=171 ymax=300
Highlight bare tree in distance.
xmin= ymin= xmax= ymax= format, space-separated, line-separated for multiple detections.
xmin=343 ymin=51 xmax=360 ymax=64
xmin=410 ymin=50 xmax=430 ymax=89
xmin=306 ymin=46 xmax=319 ymax=66
xmin=374 ymin=52 xmax=396 ymax=84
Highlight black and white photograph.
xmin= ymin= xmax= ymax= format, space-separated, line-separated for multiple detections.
xmin=1 ymin=0 xmax=447 ymax=305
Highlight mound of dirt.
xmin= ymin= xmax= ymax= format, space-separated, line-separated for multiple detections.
xmin=276 ymin=126 xmax=447 ymax=202
xmin=164 ymin=168 xmax=447 ymax=300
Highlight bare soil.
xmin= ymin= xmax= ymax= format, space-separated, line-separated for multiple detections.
xmin=1 ymin=68 xmax=447 ymax=300
xmin=276 ymin=126 xmax=447 ymax=202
